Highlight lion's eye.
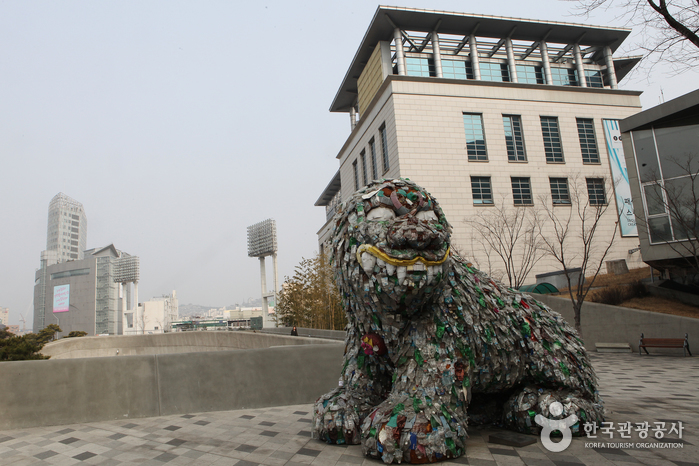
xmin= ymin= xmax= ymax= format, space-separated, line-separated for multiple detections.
xmin=367 ymin=207 xmax=396 ymax=221
xmin=416 ymin=210 xmax=438 ymax=222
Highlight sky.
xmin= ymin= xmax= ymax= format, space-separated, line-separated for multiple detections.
xmin=1 ymin=0 xmax=697 ymax=327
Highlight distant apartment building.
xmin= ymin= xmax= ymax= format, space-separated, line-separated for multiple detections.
xmin=0 ymin=307 xmax=8 ymax=326
xmin=124 ymin=291 xmax=179 ymax=335
xmin=33 ymin=244 xmax=139 ymax=337
xmin=316 ymin=6 xmax=645 ymax=283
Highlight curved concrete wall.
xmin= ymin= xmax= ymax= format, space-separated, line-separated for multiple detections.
xmin=41 ymin=331 xmax=336 ymax=359
xmin=0 ymin=343 xmax=344 ymax=430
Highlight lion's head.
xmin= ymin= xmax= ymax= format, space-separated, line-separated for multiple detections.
xmin=329 ymin=179 xmax=453 ymax=317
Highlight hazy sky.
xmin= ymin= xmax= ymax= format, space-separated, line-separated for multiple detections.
xmin=1 ymin=1 xmax=697 ymax=326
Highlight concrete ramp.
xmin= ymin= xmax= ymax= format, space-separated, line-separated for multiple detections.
xmin=41 ymin=331 xmax=336 ymax=359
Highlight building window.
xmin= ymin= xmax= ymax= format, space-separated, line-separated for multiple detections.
xmin=503 ymin=115 xmax=526 ymax=161
xmin=584 ymin=70 xmax=604 ymax=88
xmin=516 ymin=64 xmax=545 ymax=84
xmin=479 ymin=62 xmax=510 ymax=82
xmin=471 ymin=176 xmax=493 ymax=205
xmin=369 ymin=138 xmax=378 ymax=180
xmin=550 ymin=67 xmax=578 ymax=86
xmin=352 ymin=160 xmax=359 ymax=191
xmin=380 ymin=124 xmax=389 ymax=173
xmin=511 ymin=177 xmax=533 ymax=205
xmin=540 ymin=116 xmax=564 ymax=163
xmin=406 ymin=57 xmax=434 ymax=77
xmin=577 ymin=118 xmax=600 ymax=163
xmin=586 ymin=178 xmax=607 ymax=205
xmin=549 ymin=178 xmax=571 ymax=205
xmin=360 ymin=150 xmax=367 ymax=186
xmin=442 ymin=59 xmax=473 ymax=80
xmin=463 ymin=113 xmax=488 ymax=161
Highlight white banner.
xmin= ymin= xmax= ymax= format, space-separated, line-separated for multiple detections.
xmin=603 ymin=119 xmax=638 ymax=237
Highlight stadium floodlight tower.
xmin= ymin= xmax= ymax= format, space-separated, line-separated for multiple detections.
xmin=247 ymin=219 xmax=278 ymax=328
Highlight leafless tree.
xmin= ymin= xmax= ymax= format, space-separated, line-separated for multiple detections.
xmin=569 ymin=0 xmax=699 ymax=72
xmin=465 ymin=202 xmax=545 ymax=289
xmin=639 ymin=155 xmax=699 ymax=282
xmin=539 ymin=176 xmax=620 ymax=337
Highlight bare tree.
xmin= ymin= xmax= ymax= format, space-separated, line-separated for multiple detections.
xmin=639 ymin=155 xmax=699 ymax=282
xmin=539 ymin=176 xmax=620 ymax=337
xmin=570 ymin=0 xmax=699 ymax=71
xmin=465 ymin=202 xmax=545 ymax=289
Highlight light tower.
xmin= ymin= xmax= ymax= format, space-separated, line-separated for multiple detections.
xmin=114 ymin=254 xmax=140 ymax=334
xmin=247 ymin=219 xmax=278 ymax=328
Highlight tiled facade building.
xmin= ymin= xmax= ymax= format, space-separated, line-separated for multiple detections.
xmin=316 ymin=6 xmax=645 ymax=284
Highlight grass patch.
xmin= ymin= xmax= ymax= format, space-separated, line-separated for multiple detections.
xmin=555 ymin=266 xmax=699 ymax=319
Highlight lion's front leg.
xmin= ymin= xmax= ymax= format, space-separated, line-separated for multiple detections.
xmin=313 ymin=334 xmax=392 ymax=445
xmin=360 ymin=325 xmax=468 ymax=463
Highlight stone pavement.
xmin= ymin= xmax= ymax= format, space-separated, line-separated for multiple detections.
xmin=1 ymin=353 xmax=698 ymax=466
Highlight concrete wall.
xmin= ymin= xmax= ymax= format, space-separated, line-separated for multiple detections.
xmin=41 ymin=331 xmax=337 ymax=359
xmin=0 ymin=343 xmax=344 ymax=430
xmin=261 ymin=327 xmax=346 ymax=341
xmin=535 ymin=294 xmax=699 ymax=353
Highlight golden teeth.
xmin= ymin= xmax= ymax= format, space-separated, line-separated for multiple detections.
xmin=356 ymin=244 xmax=449 ymax=267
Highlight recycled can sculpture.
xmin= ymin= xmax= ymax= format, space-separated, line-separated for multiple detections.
xmin=312 ymin=179 xmax=603 ymax=464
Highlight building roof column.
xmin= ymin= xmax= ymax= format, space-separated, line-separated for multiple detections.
xmin=506 ymin=37 xmax=518 ymax=83
xmin=604 ymin=46 xmax=618 ymax=89
xmin=574 ymin=43 xmax=587 ymax=87
xmin=394 ymin=28 xmax=406 ymax=75
xmin=431 ymin=31 xmax=443 ymax=78
xmin=469 ymin=34 xmax=481 ymax=80
xmin=540 ymin=40 xmax=553 ymax=85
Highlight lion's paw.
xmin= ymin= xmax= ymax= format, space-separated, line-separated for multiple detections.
xmin=502 ymin=385 xmax=604 ymax=436
xmin=312 ymin=387 xmax=362 ymax=445
xmin=360 ymin=395 xmax=467 ymax=464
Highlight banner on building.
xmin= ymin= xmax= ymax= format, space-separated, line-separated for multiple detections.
xmin=602 ymin=119 xmax=638 ymax=237
xmin=53 ymin=284 xmax=70 ymax=313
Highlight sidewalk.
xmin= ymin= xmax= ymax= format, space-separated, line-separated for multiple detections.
xmin=1 ymin=353 xmax=698 ymax=466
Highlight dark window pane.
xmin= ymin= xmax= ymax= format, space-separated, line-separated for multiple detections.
xmin=643 ymin=184 xmax=665 ymax=216
xmin=550 ymin=178 xmax=571 ymax=204
xmin=648 ymin=216 xmax=672 ymax=243
xmin=654 ymin=124 xmax=699 ymax=179
xmin=471 ymin=176 xmax=493 ymax=204
xmin=503 ymin=115 xmax=526 ymax=161
xmin=631 ymin=130 xmax=660 ymax=182
xmin=577 ymin=118 xmax=600 ymax=163
xmin=586 ymin=178 xmax=606 ymax=205
xmin=541 ymin=117 xmax=564 ymax=163
xmin=511 ymin=177 xmax=533 ymax=205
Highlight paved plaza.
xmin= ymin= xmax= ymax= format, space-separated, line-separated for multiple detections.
xmin=2 ymin=353 xmax=698 ymax=466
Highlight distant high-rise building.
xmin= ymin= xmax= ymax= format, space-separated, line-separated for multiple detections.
xmin=34 ymin=193 xmax=88 ymax=332
xmin=46 ymin=193 xmax=87 ymax=263
xmin=0 ymin=307 xmax=9 ymax=326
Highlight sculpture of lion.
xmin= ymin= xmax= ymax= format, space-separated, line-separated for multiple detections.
xmin=312 ymin=179 xmax=603 ymax=464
